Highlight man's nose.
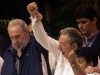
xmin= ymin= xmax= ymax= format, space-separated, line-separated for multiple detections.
xmin=78 ymin=23 xmax=83 ymax=28
xmin=12 ymin=38 xmax=17 ymax=44
xmin=58 ymin=44 xmax=62 ymax=50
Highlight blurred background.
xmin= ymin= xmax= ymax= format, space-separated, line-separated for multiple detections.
xmin=0 ymin=0 xmax=100 ymax=39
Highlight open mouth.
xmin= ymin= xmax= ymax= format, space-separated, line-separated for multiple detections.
xmin=62 ymin=52 xmax=65 ymax=54
xmin=62 ymin=52 xmax=68 ymax=58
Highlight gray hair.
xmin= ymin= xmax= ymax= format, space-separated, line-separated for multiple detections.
xmin=60 ymin=27 xmax=82 ymax=47
xmin=7 ymin=19 xmax=27 ymax=32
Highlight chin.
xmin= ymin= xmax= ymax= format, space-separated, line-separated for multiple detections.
xmin=65 ymin=56 xmax=68 ymax=59
xmin=63 ymin=54 xmax=68 ymax=59
xmin=81 ymin=31 xmax=87 ymax=34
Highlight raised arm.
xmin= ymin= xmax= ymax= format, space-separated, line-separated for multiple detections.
xmin=27 ymin=2 xmax=60 ymax=60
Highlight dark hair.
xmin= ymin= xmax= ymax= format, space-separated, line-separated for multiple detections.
xmin=60 ymin=27 xmax=83 ymax=48
xmin=74 ymin=6 xmax=97 ymax=21
xmin=75 ymin=47 xmax=98 ymax=67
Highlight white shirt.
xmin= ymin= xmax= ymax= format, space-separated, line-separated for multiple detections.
xmin=49 ymin=52 xmax=56 ymax=75
xmin=31 ymin=18 xmax=74 ymax=75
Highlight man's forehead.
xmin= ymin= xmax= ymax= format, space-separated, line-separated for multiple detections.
xmin=8 ymin=25 xmax=24 ymax=32
xmin=8 ymin=26 xmax=23 ymax=35
xmin=59 ymin=35 xmax=69 ymax=43
xmin=76 ymin=17 xmax=89 ymax=21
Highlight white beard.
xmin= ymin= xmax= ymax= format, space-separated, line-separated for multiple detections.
xmin=12 ymin=37 xmax=29 ymax=51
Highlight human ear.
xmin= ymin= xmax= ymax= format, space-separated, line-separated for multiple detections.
xmin=93 ymin=17 xmax=97 ymax=25
xmin=72 ymin=43 xmax=78 ymax=51
xmin=88 ymin=61 xmax=93 ymax=66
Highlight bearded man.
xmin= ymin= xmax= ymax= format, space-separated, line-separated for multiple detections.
xmin=1 ymin=19 xmax=51 ymax=75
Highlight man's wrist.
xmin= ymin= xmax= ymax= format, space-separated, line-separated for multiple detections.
xmin=70 ymin=62 xmax=76 ymax=67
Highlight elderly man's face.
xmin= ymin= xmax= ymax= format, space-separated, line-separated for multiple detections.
xmin=58 ymin=34 xmax=74 ymax=58
xmin=8 ymin=25 xmax=29 ymax=50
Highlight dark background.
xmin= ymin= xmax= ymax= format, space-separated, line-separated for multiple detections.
xmin=0 ymin=0 xmax=100 ymax=39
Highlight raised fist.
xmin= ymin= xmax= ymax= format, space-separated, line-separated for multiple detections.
xmin=27 ymin=2 xmax=38 ymax=18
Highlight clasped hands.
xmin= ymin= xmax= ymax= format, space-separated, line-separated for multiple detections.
xmin=27 ymin=2 xmax=42 ymax=22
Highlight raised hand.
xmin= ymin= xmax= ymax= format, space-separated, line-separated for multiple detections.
xmin=27 ymin=2 xmax=38 ymax=18
xmin=27 ymin=2 xmax=42 ymax=22
xmin=68 ymin=50 xmax=77 ymax=65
